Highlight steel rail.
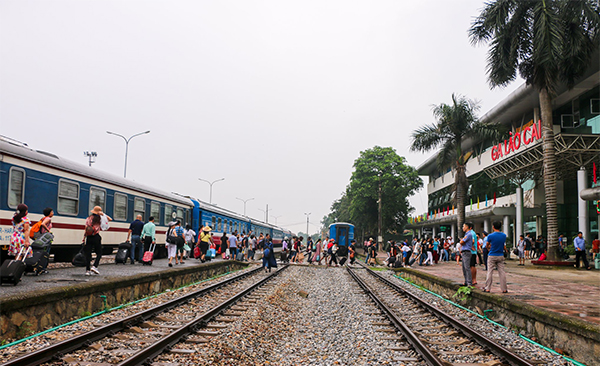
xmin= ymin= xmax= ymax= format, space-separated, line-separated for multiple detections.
xmin=2 ymin=266 xmax=265 ymax=366
xmin=359 ymin=263 xmax=535 ymax=366
xmin=346 ymin=266 xmax=445 ymax=366
xmin=118 ymin=265 xmax=288 ymax=365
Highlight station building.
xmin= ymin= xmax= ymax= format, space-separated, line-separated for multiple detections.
xmin=409 ymin=59 xmax=600 ymax=247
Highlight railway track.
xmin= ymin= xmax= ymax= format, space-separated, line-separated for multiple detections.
xmin=3 ymin=265 xmax=288 ymax=366
xmin=348 ymin=263 xmax=536 ymax=366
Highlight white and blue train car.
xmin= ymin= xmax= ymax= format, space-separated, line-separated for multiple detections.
xmin=0 ymin=136 xmax=192 ymax=261
xmin=1 ymin=136 xmax=292 ymax=262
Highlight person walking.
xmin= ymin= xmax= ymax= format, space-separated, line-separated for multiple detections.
xmin=483 ymin=221 xmax=508 ymax=293
xmin=574 ymin=232 xmax=592 ymax=270
xmin=517 ymin=234 xmax=526 ymax=266
xmin=82 ymin=206 xmax=109 ymax=275
xmin=228 ymin=231 xmax=239 ymax=260
xmin=459 ymin=222 xmax=476 ymax=286
xmin=31 ymin=207 xmax=53 ymax=241
xmin=423 ymin=239 xmax=434 ymax=266
xmin=9 ymin=204 xmax=32 ymax=259
xmin=312 ymin=238 xmax=322 ymax=265
xmin=141 ymin=216 xmax=156 ymax=261
xmin=248 ymin=234 xmax=257 ymax=261
xmin=173 ymin=221 xmax=186 ymax=264
xmin=349 ymin=239 xmax=356 ymax=265
xmin=166 ymin=221 xmax=179 ymax=267
xmin=220 ymin=232 xmax=228 ymax=259
xmin=184 ymin=224 xmax=196 ymax=260
xmin=126 ymin=215 xmax=145 ymax=264
xmin=328 ymin=240 xmax=339 ymax=267
xmin=198 ymin=226 xmax=213 ymax=262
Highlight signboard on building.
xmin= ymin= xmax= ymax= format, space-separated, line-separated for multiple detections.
xmin=491 ymin=119 xmax=542 ymax=161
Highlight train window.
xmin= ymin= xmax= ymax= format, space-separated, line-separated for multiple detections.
xmin=217 ymin=218 xmax=222 ymax=231
xmin=58 ymin=179 xmax=79 ymax=215
xmin=212 ymin=216 xmax=216 ymax=230
xmin=8 ymin=167 xmax=25 ymax=209
xmin=229 ymin=221 xmax=232 ymax=233
xmin=176 ymin=208 xmax=184 ymax=223
xmin=134 ymin=198 xmax=145 ymax=220
xmin=164 ymin=206 xmax=173 ymax=225
xmin=89 ymin=187 xmax=106 ymax=213
xmin=224 ymin=220 xmax=228 ymax=233
xmin=151 ymin=202 xmax=160 ymax=223
xmin=113 ymin=193 xmax=128 ymax=221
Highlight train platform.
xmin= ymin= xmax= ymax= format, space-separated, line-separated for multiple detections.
xmin=0 ymin=255 xmax=246 ymax=301
xmin=403 ymin=257 xmax=600 ymax=325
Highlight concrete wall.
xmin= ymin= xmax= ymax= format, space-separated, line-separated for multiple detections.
xmin=394 ymin=268 xmax=600 ymax=366
xmin=0 ymin=261 xmax=247 ymax=341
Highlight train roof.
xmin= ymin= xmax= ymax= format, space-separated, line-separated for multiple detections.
xmin=328 ymin=222 xmax=354 ymax=228
xmin=0 ymin=136 xmax=192 ymax=206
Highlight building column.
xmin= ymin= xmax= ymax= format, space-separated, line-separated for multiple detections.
xmin=516 ymin=186 xmax=524 ymax=242
xmin=536 ymin=216 xmax=543 ymax=237
xmin=484 ymin=218 xmax=491 ymax=233
xmin=432 ymin=226 xmax=437 ymax=238
xmin=451 ymin=223 xmax=456 ymax=241
xmin=503 ymin=215 xmax=511 ymax=256
xmin=578 ymin=168 xmax=590 ymax=242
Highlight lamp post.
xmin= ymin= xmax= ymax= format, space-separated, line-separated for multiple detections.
xmin=258 ymin=205 xmax=269 ymax=223
xmin=271 ymin=215 xmax=282 ymax=225
xmin=236 ymin=197 xmax=254 ymax=216
xmin=304 ymin=212 xmax=311 ymax=244
xmin=106 ymin=130 xmax=150 ymax=178
xmin=198 ymin=178 xmax=225 ymax=204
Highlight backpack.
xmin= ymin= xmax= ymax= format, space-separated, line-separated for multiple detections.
xmin=29 ymin=219 xmax=44 ymax=238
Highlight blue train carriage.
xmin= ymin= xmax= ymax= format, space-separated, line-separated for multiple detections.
xmin=329 ymin=222 xmax=355 ymax=257
xmin=0 ymin=136 xmax=193 ymax=262
xmin=192 ymin=199 xmax=253 ymax=248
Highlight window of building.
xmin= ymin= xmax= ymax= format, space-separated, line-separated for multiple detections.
xmin=114 ymin=193 xmax=128 ymax=221
xmin=151 ymin=202 xmax=161 ymax=222
xmin=58 ymin=179 xmax=79 ymax=215
xmin=89 ymin=187 xmax=106 ymax=213
xmin=164 ymin=205 xmax=173 ymax=225
xmin=134 ymin=198 xmax=145 ymax=220
xmin=8 ymin=167 xmax=25 ymax=209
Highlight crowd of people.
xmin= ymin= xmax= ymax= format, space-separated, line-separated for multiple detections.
xmin=5 ymin=204 xmax=597 ymax=282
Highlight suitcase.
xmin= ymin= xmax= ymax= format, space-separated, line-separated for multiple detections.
xmin=207 ymin=248 xmax=216 ymax=258
xmin=1 ymin=247 xmax=30 ymax=285
xmin=142 ymin=243 xmax=156 ymax=265
xmin=25 ymin=249 xmax=50 ymax=275
xmin=339 ymin=256 xmax=347 ymax=266
xmin=280 ymin=251 xmax=288 ymax=262
xmin=115 ymin=248 xmax=129 ymax=264
xmin=394 ymin=259 xmax=403 ymax=268
xmin=408 ymin=257 xmax=416 ymax=266
xmin=236 ymin=250 xmax=244 ymax=261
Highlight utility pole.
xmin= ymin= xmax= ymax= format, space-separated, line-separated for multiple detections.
xmin=305 ymin=212 xmax=311 ymax=243
xmin=378 ymin=172 xmax=383 ymax=250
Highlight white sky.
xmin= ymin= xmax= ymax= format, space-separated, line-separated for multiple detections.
xmin=1 ymin=0 xmax=523 ymax=234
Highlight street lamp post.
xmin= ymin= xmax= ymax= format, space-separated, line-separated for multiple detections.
xmin=271 ymin=215 xmax=282 ymax=225
xmin=236 ymin=197 xmax=255 ymax=216
xmin=257 ymin=205 xmax=269 ymax=223
xmin=198 ymin=178 xmax=225 ymax=204
xmin=106 ymin=130 xmax=150 ymax=178
xmin=304 ymin=212 xmax=311 ymax=244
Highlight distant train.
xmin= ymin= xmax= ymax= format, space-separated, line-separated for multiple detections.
xmin=329 ymin=222 xmax=354 ymax=256
xmin=0 ymin=136 xmax=292 ymax=261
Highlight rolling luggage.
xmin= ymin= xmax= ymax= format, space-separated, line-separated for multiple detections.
xmin=142 ymin=243 xmax=156 ymax=265
xmin=1 ymin=247 xmax=30 ymax=285
xmin=339 ymin=256 xmax=347 ymax=266
xmin=25 ymin=249 xmax=50 ymax=275
xmin=115 ymin=242 xmax=131 ymax=264
xmin=408 ymin=257 xmax=416 ymax=266
xmin=207 ymin=248 xmax=216 ymax=258
xmin=236 ymin=250 xmax=244 ymax=261
xmin=280 ymin=250 xmax=288 ymax=263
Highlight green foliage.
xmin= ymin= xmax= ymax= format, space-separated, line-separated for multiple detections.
xmin=81 ymin=311 xmax=92 ymax=317
xmin=323 ymin=146 xmax=422 ymax=239
xmin=452 ymin=286 xmax=473 ymax=303
xmin=16 ymin=321 xmax=33 ymax=339
xmin=469 ymin=0 xmax=600 ymax=92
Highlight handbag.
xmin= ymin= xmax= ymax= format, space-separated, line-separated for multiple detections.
xmin=513 ymin=248 xmax=519 ymax=256
xmin=72 ymin=245 xmax=87 ymax=267
xmin=194 ymin=246 xmax=201 ymax=258
xmin=183 ymin=244 xmax=191 ymax=252
xmin=297 ymin=252 xmax=305 ymax=261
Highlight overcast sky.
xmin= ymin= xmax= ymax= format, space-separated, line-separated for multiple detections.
xmin=1 ymin=0 xmax=523 ymax=234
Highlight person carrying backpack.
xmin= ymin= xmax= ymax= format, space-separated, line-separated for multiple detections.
xmin=30 ymin=207 xmax=54 ymax=241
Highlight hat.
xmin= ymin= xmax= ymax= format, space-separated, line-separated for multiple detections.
xmin=369 ymin=237 xmax=374 ymax=241
xmin=203 ymin=226 xmax=212 ymax=232
xmin=90 ymin=206 xmax=102 ymax=214
xmin=447 ymin=236 xmax=451 ymax=239
xmin=284 ymin=236 xmax=288 ymax=240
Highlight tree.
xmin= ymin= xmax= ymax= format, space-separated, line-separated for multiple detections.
xmin=348 ymin=146 xmax=422 ymax=244
xmin=469 ymin=0 xmax=600 ymax=260
xmin=410 ymin=94 xmax=502 ymax=238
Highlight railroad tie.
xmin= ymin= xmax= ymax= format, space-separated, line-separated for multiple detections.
xmin=195 ymin=330 xmax=219 ymax=336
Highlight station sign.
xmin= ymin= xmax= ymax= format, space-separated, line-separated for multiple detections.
xmin=491 ymin=119 xmax=542 ymax=161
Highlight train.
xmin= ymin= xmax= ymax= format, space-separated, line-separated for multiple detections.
xmin=329 ymin=222 xmax=354 ymax=256
xmin=0 ymin=135 xmax=292 ymax=262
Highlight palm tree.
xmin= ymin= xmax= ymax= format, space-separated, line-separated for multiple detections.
xmin=469 ymin=0 xmax=600 ymax=260
xmin=410 ymin=94 xmax=502 ymax=238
